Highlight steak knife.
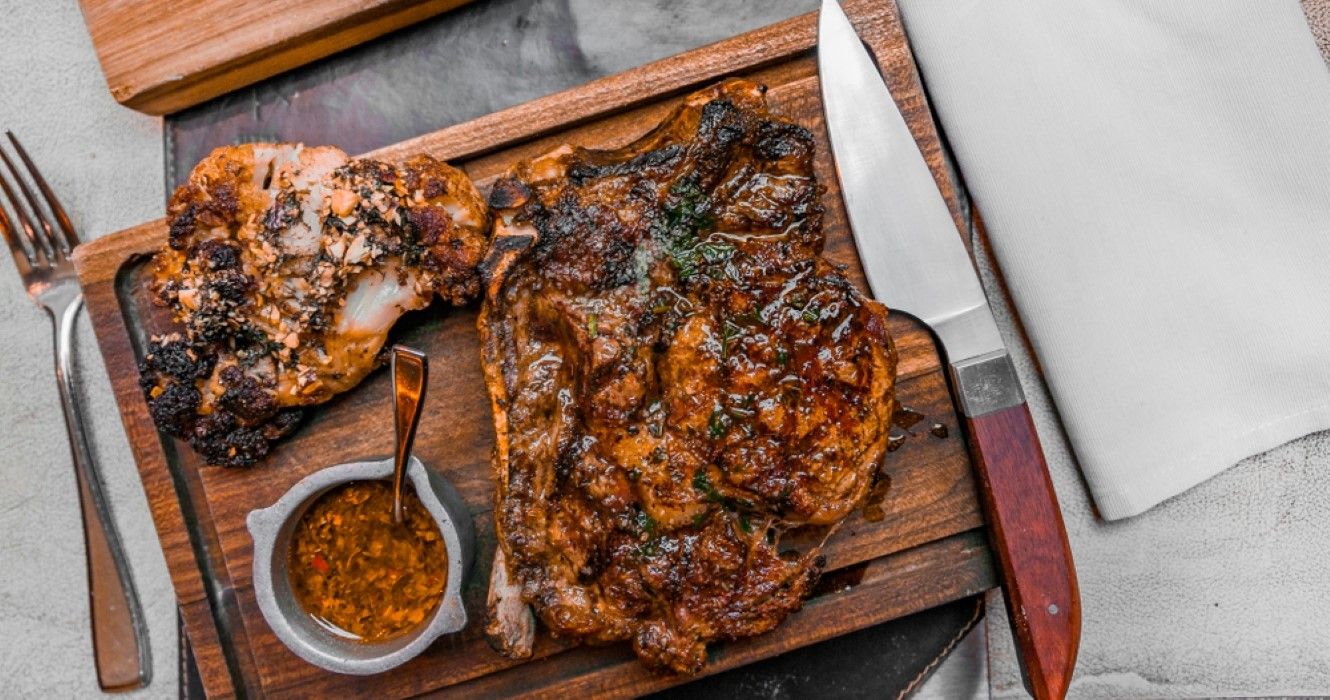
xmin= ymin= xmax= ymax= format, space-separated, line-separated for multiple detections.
xmin=817 ymin=1 xmax=1080 ymax=697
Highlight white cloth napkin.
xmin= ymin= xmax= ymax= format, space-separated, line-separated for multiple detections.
xmin=894 ymin=0 xmax=1330 ymax=519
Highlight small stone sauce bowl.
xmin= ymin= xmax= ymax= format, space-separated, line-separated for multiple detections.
xmin=247 ymin=456 xmax=474 ymax=675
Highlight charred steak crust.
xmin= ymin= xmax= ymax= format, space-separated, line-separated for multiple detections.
xmin=142 ymin=144 xmax=489 ymax=467
xmin=479 ymin=80 xmax=898 ymax=672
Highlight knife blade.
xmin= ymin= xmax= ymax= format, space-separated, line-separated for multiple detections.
xmin=817 ymin=2 xmax=1080 ymax=698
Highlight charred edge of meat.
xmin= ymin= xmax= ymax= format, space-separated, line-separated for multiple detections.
xmin=485 ymin=547 xmax=537 ymax=659
xmin=487 ymin=177 xmax=532 ymax=210
xmin=478 ymin=227 xmax=535 ymax=289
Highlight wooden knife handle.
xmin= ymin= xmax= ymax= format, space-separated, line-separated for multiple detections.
xmin=964 ymin=402 xmax=1080 ymax=700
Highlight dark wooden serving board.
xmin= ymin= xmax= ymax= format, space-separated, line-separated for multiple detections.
xmin=73 ymin=0 xmax=997 ymax=696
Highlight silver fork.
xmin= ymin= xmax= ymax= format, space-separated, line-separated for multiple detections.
xmin=0 ymin=132 xmax=151 ymax=691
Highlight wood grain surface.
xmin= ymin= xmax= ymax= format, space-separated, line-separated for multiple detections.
xmin=72 ymin=0 xmax=997 ymax=696
xmin=964 ymin=404 xmax=1079 ymax=700
xmin=77 ymin=0 xmax=473 ymax=115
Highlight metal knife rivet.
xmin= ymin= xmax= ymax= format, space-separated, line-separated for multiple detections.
xmin=1048 ymin=604 xmax=1059 ymax=616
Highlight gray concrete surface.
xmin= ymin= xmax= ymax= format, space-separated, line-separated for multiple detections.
xmin=1 ymin=0 xmax=1328 ymax=698
xmin=0 ymin=1 xmax=174 ymax=697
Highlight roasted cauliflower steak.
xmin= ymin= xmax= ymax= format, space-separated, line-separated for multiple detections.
xmin=141 ymin=143 xmax=489 ymax=466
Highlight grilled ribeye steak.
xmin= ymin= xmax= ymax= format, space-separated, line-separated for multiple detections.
xmin=142 ymin=144 xmax=489 ymax=466
xmin=480 ymin=80 xmax=898 ymax=673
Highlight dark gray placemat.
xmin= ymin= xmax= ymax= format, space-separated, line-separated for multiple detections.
xmin=167 ymin=0 xmax=818 ymax=178
xmin=167 ymin=1 xmax=982 ymax=696
xmin=650 ymin=597 xmax=983 ymax=700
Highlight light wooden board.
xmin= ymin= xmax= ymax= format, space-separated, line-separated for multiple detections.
xmin=77 ymin=0 xmax=473 ymax=115
xmin=73 ymin=0 xmax=997 ymax=696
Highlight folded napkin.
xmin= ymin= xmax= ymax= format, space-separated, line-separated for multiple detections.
xmin=894 ymin=0 xmax=1330 ymax=519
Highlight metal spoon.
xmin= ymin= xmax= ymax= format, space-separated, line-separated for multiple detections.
xmin=391 ymin=345 xmax=428 ymax=524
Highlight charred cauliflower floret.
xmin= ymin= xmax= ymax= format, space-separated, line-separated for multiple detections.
xmin=141 ymin=143 xmax=489 ymax=467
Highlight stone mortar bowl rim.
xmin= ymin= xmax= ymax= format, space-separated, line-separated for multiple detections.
xmin=247 ymin=455 xmax=474 ymax=675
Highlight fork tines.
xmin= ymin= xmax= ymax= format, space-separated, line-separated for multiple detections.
xmin=0 ymin=132 xmax=80 ymax=271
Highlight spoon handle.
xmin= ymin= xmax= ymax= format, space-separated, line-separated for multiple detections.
xmin=392 ymin=345 xmax=429 ymax=524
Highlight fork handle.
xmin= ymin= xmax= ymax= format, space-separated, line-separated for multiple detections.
xmin=51 ymin=295 xmax=152 ymax=691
